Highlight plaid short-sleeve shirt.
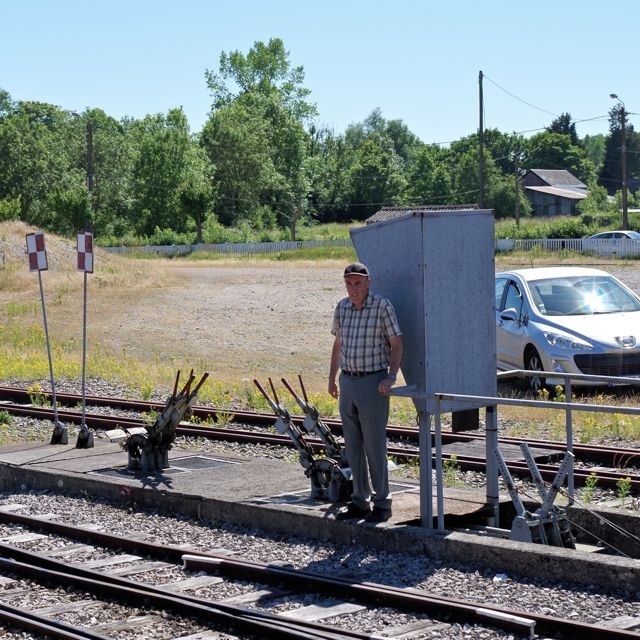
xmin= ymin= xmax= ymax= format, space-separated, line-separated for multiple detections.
xmin=331 ymin=293 xmax=402 ymax=373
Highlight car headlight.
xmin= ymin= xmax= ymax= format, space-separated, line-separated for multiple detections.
xmin=543 ymin=331 xmax=593 ymax=351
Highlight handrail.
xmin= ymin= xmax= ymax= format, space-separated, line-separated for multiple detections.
xmin=390 ymin=368 xmax=640 ymax=530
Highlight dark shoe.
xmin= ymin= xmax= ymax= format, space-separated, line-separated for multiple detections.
xmin=364 ymin=506 xmax=392 ymax=523
xmin=335 ymin=502 xmax=371 ymax=521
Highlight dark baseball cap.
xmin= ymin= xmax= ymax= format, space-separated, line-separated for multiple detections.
xmin=343 ymin=262 xmax=370 ymax=277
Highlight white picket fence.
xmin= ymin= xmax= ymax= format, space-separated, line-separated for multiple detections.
xmin=497 ymin=238 xmax=640 ymax=258
xmin=105 ymin=237 xmax=640 ymax=258
xmin=105 ymin=239 xmax=353 ymax=257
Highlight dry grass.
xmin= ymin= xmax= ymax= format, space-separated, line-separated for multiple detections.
xmin=1 ymin=222 xmax=186 ymax=392
xmin=0 ymin=222 xmax=345 ymax=399
xmin=3 ymin=221 xmax=639 ymax=425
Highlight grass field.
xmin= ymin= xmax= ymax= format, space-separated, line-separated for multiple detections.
xmin=3 ymin=220 xmax=640 ymax=439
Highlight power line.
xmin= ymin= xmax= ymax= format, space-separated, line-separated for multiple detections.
xmin=482 ymin=73 xmax=559 ymax=118
xmin=482 ymin=73 xmax=614 ymax=138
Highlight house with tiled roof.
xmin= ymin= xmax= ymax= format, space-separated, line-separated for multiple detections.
xmin=522 ymin=169 xmax=588 ymax=216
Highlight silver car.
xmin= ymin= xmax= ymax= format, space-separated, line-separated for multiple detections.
xmin=582 ymin=230 xmax=640 ymax=258
xmin=495 ymin=266 xmax=640 ymax=391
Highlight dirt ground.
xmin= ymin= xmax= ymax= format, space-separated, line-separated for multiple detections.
xmin=4 ymin=220 xmax=640 ymax=398
xmin=91 ymin=262 xmax=343 ymax=393
xmin=88 ymin=256 xmax=640 ymax=397
xmin=1 ymin=222 xmax=347 ymax=394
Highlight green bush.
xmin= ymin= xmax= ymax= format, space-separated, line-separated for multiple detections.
xmin=0 ymin=197 xmax=20 ymax=222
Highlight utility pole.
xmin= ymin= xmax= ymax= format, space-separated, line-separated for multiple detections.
xmin=478 ymin=70 xmax=485 ymax=209
xmin=610 ymin=94 xmax=629 ymax=230
xmin=514 ymin=151 xmax=521 ymax=226
xmin=86 ymin=121 xmax=94 ymax=194
xmin=620 ymin=106 xmax=629 ymax=230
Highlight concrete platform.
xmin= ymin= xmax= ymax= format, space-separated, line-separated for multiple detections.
xmin=0 ymin=434 xmax=492 ymax=525
xmin=0 ymin=434 xmax=639 ymax=593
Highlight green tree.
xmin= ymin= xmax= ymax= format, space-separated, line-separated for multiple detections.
xmin=270 ymin=107 xmax=310 ymax=240
xmin=524 ymin=131 xmax=595 ymax=183
xmin=205 ymin=37 xmax=316 ymax=123
xmin=86 ymin=111 xmax=135 ymax=237
xmin=202 ymin=39 xmax=316 ymax=235
xmin=405 ymin=144 xmax=453 ymax=205
xmin=547 ymin=112 xmax=579 ymax=147
xmin=130 ymin=108 xmax=195 ymax=237
xmin=576 ymin=181 xmax=613 ymax=218
xmin=583 ymin=134 xmax=606 ymax=173
xmin=343 ymin=122 xmax=407 ymax=220
xmin=201 ymin=94 xmax=276 ymax=226
xmin=305 ymin=124 xmax=353 ymax=223
xmin=447 ymin=141 xmax=522 ymax=217
xmin=179 ymin=143 xmax=215 ymax=244
xmin=451 ymin=129 xmax=524 ymax=177
xmin=0 ymin=98 xmax=72 ymax=225
xmin=449 ymin=147 xmax=483 ymax=205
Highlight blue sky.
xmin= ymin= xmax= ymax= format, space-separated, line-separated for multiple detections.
xmin=2 ymin=0 xmax=637 ymax=144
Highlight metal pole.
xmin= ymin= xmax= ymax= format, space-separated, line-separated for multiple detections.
xmin=81 ymin=270 xmax=88 ymax=428
xmin=565 ymin=378 xmax=574 ymax=505
xmin=620 ymin=106 xmax=629 ymax=230
xmin=485 ymin=404 xmax=499 ymax=527
xmin=418 ymin=406 xmax=433 ymax=528
xmin=434 ymin=398 xmax=444 ymax=532
xmin=37 ymin=270 xmax=59 ymax=424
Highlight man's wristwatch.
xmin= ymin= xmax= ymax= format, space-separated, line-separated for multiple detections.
xmin=387 ymin=372 xmax=397 ymax=381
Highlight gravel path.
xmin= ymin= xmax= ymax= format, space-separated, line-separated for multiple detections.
xmin=84 ymin=259 xmax=640 ymax=398
xmin=0 ymin=486 xmax=638 ymax=639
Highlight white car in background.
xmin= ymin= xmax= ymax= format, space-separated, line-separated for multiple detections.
xmin=582 ymin=230 xmax=640 ymax=257
xmin=495 ymin=266 xmax=640 ymax=391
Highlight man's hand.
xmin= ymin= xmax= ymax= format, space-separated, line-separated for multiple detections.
xmin=378 ymin=375 xmax=396 ymax=394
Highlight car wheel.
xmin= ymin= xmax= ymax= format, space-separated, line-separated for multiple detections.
xmin=524 ymin=346 xmax=546 ymax=394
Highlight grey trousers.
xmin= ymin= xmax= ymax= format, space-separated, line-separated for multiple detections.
xmin=339 ymin=371 xmax=391 ymax=509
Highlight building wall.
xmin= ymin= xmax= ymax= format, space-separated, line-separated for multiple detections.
xmin=528 ymin=192 xmax=577 ymax=216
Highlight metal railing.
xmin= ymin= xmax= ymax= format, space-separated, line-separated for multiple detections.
xmin=392 ymin=370 xmax=640 ymax=530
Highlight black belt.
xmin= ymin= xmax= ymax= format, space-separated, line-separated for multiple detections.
xmin=342 ymin=369 xmax=386 ymax=377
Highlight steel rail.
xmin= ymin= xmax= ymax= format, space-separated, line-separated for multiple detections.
xmin=1 ymin=400 xmax=638 ymax=490
xmin=3 ymin=385 xmax=640 ymax=467
xmin=0 ymin=600 xmax=112 ymax=640
xmin=0 ymin=549 xmax=372 ymax=640
xmin=183 ymin=554 xmax=639 ymax=640
xmin=4 ymin=385 xmax=640 ymax=465
xmin=0 ymin=384 xmax=416 ymax=437
xmin=0 ymin=512 xmax=636 ymax=640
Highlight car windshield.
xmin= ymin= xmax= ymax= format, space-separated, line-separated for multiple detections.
xmin=528 ymin=275 xmax=640 ymax=316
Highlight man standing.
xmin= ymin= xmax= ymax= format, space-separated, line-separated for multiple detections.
xmin=328 ymin=261 xmax=403 ymax=523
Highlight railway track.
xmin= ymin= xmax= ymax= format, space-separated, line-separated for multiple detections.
xmin=1 ymin=386 xmax=639 ymax=492
xmin=0 ymin=509 xmax=637 ymax=640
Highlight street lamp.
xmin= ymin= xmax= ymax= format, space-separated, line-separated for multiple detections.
xmin=610 ymin=93 xmax=629 ymax=230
